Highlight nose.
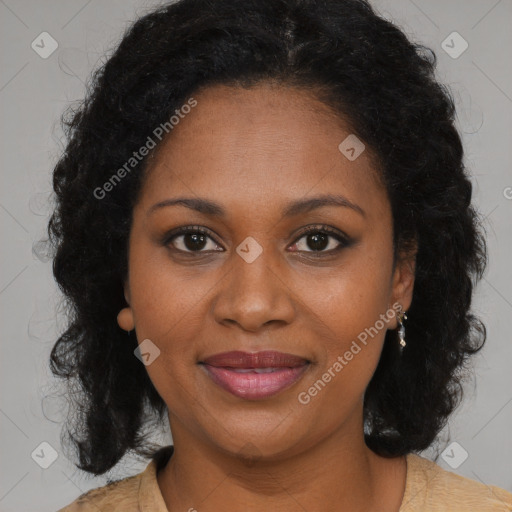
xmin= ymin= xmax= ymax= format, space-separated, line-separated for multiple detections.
xmin=212 ymin=247 xmax=296 ymax=332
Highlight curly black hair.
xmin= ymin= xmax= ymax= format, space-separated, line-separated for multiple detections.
xmin=47 ymin=0 xmax=487 ymax=476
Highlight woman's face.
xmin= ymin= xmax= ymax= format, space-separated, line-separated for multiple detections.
xmin=124 ymin=82 xmax=415 ymax=460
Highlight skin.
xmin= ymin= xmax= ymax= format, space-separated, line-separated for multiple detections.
xmin=118 ymin=81 xmax=416 ymax=512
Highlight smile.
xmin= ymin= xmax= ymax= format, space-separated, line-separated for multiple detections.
xmin=199 ymin=350 xmax=310 ymax=400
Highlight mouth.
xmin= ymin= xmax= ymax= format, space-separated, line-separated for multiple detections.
xmin=199 ymin=350 xmax=310 ymax=400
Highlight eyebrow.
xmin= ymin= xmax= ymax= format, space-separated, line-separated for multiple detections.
xmin=148 ymin=193 xmax=365 ymax=218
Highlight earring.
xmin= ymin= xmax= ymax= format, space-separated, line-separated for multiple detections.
xmin=397 ymin=307 xmax=407 ymax=351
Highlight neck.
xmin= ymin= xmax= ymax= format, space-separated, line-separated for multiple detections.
xmin=156 ymin=415 xmax=406 ymax=512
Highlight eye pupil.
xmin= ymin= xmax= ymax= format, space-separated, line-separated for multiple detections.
xmin=184 ymin=233 xmax=207 ymax=251
xmin=307 ymin=232 xmax=328 ymax=251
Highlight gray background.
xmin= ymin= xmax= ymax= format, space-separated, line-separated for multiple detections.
xmin=1 ymin=0 xmax=511 ymax=510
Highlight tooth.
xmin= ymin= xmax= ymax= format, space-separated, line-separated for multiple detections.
xmin=231 ymin=368 xmax=280 ymax=374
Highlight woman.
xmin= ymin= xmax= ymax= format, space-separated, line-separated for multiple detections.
xmin=50 ymin=0 xmax=512 ymax=510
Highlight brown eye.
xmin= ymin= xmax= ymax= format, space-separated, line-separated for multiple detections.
xmin=291 ymin=226 xmax=349 ymax=254
xmin=304 ymin=232 xmax=330 ymax=251
xmin=165 ymin=227 xmax=223 ymax=253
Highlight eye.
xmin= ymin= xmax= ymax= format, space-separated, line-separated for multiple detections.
xmin=289 ymin=225 xmax=351 ymax=254
xmin=163 ymin=224 xmax=352 ymax=256
xmin=164 ymin=226 xmax=223 ymax=253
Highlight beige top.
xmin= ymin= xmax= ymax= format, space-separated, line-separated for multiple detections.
xmin=57 ymin=446 xmax=512 ymax=511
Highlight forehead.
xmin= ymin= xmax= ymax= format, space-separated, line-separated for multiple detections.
xmin=137 ymin=82 xmax=387 ymax=221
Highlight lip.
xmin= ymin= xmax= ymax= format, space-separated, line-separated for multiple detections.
xmin=200 ymin=350 xmax=310 ymax=400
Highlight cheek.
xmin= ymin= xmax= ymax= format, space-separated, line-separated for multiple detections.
xmin=128 ymin=244 xmax=214 ymax=342
xmin=320 ymin=267 xmax=392 ymax=345
xmin=128 ymin=261 xmax=203 ymax=413
xmin=304 ymin=241 xmax=393 ymax=347
xmin=296 ymin=241 xmax=394 ymax=399
xmin=126 ymin=245 xmax=214 ymax=398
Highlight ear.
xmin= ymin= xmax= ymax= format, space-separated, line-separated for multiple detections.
xmin=389 ymin=242 xmax=416 ymax=328
xmin=117 ymin=280 xmax=135 ymax=331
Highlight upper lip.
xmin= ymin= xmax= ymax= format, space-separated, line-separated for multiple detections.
xmin=201 ymin=351 xmax=309 ymax=369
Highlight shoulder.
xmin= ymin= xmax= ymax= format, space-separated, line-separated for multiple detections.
xmin=401 ymin=453 xmax=512 ymax=512
xmin=56 ymin=472 xmax=142 ymax=512
xmin=56 ymin=446 xmax=174 ymax=512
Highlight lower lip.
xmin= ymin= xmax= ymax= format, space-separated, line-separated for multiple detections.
xmin=201 ymin=364 xmax=309 ymax=400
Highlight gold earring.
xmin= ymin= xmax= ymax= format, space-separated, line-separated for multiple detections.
xmin=397 ymin=307 xmax=407 ymax=351
xmin=117 ymin=307 xmax=135 ymax=332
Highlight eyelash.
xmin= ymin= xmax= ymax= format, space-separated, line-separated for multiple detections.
xmin=162 ymin=224 xmax=352 ymax=257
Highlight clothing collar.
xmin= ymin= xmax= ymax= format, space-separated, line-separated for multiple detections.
xmin=138 ymin=445 xmax=424 ymax=511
